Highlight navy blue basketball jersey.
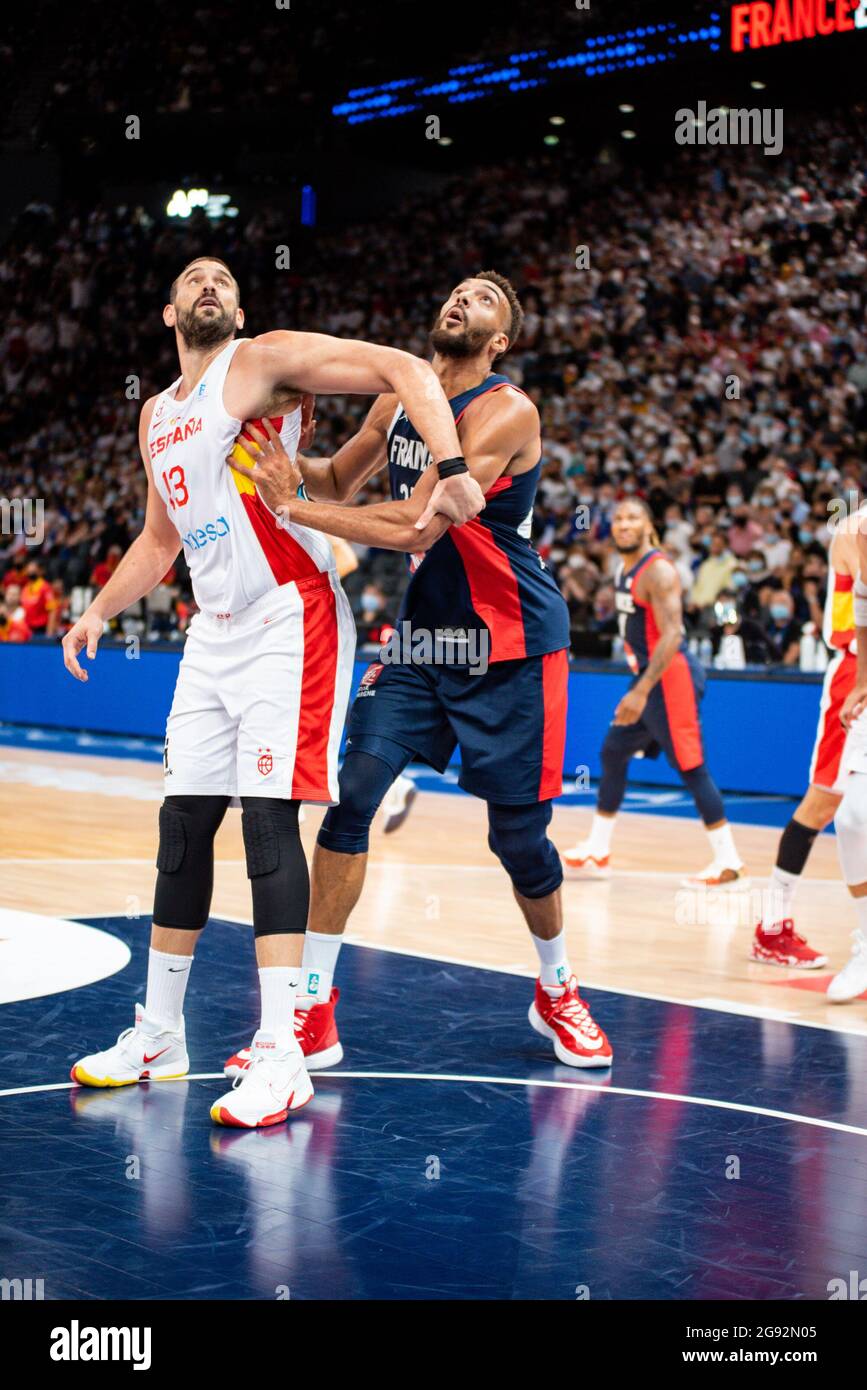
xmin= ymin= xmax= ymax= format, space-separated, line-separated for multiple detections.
xmin=615 ymin=548 xmax=686 ymax=673
xmin=385 ymin=374 xmax=569 ymax=663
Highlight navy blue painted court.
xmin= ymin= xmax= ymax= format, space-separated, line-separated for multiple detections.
xmin=2 ymin=913 xmax=867 ymax=1300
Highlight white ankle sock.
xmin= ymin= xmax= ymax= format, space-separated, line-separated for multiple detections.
xmin=145 ymin=948 xmax=193 ymax=1031
xmin=708 ymin=822 xmax=739 ymax=867
xmin=587 ymin=814 xmax=615 ymax=858
xmin=298 ymin=930 xmax=344 ymax=1008
xmin=532 ymin=929 xmax=571 ymax=995
xmin=765 ymin=866 xmax=799 ymax=926
xmin=258 ymin=967 xmax=299 ymax=1036
xmin=854 ymin=898 xmax=867 ymax=937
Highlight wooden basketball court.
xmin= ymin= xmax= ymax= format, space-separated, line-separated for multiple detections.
xmin=0 ymin=742 xmax=857 ymax=1035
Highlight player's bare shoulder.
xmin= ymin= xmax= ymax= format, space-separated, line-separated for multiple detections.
xmin=460 ymin=381 xmax=540 ymax=467
xmin=639 ymin=551 xmax=682 ymax=605
xmin=228 ymin=332 xmax=305 ymax=414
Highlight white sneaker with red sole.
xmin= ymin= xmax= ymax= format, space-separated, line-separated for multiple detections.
xmin=528 ymin=977 xmax=613 ymax=1068
xmin=210 ymin=1031 xmax=313 ymax=1128
xmin=751 ymin=920 xmax=828 ymax=969
xmin=70 ymin=1004 xmax=189 ymax=1088
xmin=224 ymin=987 xmax=343 ymax=1080
xmin=681 ymin=861 xmax=749 ymax=890
xmin=562 ymin=841 xmax=612 ymax=881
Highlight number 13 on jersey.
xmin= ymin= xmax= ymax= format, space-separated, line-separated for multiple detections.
xmin=162 ymin=466 xmax=189 ymax=509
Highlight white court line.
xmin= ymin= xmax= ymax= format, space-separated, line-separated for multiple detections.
xmin=90 ymin=908 xmax=867 ymax=1043
xmin=2 ymin=877 xmax=861 ymax=1041
xmin=2 ymin=1070 xmax=867 ymax=1139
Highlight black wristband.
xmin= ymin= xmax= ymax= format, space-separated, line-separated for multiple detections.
xmin=437 ymin=456 xmax=468 ymax=479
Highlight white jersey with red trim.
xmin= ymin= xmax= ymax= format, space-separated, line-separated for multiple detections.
xmin=149 ymin=338 xmax=334 ymax=616
xmin=821 ymin=504 xmax=867 ymax=657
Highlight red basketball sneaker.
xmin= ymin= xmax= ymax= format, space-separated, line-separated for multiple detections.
xmin=224 ymin=988 xmax=344 ymax=1080
xmin=750 ymin=920 xmax=827 ymax=969
xmin=528 ymin=977 xmax=613 ymax=1068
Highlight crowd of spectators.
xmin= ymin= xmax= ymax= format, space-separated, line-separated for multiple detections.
xmin=2 ymin=102 xmax=866 ymax=664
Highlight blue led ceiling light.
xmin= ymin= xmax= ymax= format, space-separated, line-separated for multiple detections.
xmin=331 ymin=7 xmax=724 ymax=126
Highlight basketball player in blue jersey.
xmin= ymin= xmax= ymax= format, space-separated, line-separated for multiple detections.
xmin=224 ymin=272 xmax=613 ymax=1071
xmin=562 ymin=499 xmax=746 ymax=889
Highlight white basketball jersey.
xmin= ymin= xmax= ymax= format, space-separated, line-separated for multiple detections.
xmin=148 ymin=339 xmax=334 ymax=616
xmin=822 ymin=503 xmax=867 ymax=656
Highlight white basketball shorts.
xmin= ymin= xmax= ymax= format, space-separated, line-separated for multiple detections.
xmin=163 ymin=573 xmax=356 ymax=803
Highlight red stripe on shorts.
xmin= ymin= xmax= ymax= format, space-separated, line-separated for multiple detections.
xmin=660 ymin=652 xmax=704 ymax=772
xmin=539 ymin=648 xmax=569 ymax=800
xmin=291 ymin=577 xmax=338 ymax=799
xmin=812 ymin=650 xmax=856 ymax=788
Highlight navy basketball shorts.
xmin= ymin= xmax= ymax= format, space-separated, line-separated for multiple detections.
xmin=605 ymin=650 xmax=706 ymax=772
xmin=344 ymin=649 xmax=569 ymax=804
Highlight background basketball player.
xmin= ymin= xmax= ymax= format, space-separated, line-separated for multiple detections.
xmin=748 ymin=508 xmax=867 ymax=973
xmin=824 ymin=511 xmax=867 ymax=1001
xmin=562 ymin=498 xmax=745 ymax=891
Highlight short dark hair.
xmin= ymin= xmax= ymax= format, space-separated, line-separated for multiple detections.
xmin=169 ymin=258 xmax=240 ymax=305
xmin=475 ymin=269 xmax=524 ymax=363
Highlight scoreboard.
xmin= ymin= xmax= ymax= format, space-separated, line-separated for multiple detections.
xmin=731 ymin=0 xmax=867 ymax=50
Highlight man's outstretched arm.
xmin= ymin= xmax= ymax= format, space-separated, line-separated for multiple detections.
xmin=235 ymin=332 xmax=484 ymax=524
xmin=294 ymin=395 xmax=394 ymax=503
xmin=231 ymin=389 xmax=537 ymax=553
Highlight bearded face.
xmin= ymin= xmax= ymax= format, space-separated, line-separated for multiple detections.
xmin=175 ymin=294 xmax=237 ymax=350
xmin=429 ymin=306 xmax=496 ymax=359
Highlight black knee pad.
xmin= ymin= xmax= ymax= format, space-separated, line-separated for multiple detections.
xmin=487 ymin=799 xmax=563 ymax=899
xmin=241 ymin=798 xmax=308 ymax=937
xmin=153 ymin=795 xmax=229 ymax=930
xmin=317 ymin=750 xmax=397 ymax=856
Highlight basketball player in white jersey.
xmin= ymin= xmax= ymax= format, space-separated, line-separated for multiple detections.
xmin=750 ymin=505 xmax=865 ymax=976
xmin=818 ymin=509 xmax=867 ymax=1003
xmin=61 ymin=257 xmax=481 ymax=1128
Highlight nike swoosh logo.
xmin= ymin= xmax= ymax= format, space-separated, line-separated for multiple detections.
xmin=168 ymin=967 xmax=189 ymax=973
xmin=142 ymin=1047 xmax=171 ymax=1064
xmin=557 ymin=1020 xmax=605 ymax=1050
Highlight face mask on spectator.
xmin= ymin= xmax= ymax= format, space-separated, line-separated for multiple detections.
xmin=757 ymin=496 xmax=774 ymax=507
xmin=361 ymin=593 xmax=380 ymax=615
xmin=732 ymin=571 xmax=748 ymax=590
xmin=727 ymin=493 xmax=743 ymax=507
xmin=568 ymin=555 xmax=582 ymax=570
xmin=770 ymin=603 xmax=790 ymax=622
xmin=799 ymin=470 xmax=815 ymax=483
xmin=799 ymin=528 xmax=814 ymax=545
xmin=551 ymin=548 xmax=566 ymax=563
xmin=748 ymin=559 xmax=765 ymax=573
